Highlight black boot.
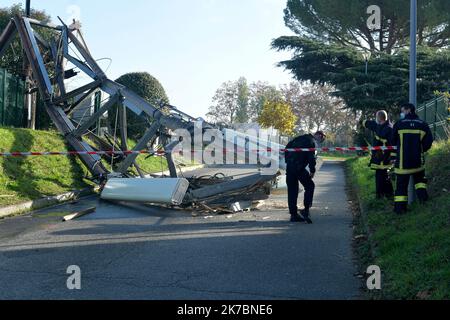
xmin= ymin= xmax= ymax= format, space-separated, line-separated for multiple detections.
xmin=300 ymin=209 xmax=313 ymax=224
xmin=290 ymin=214 xmax=305 ymax=223
xmin=394 ymin=204 xmax=408 ymax=215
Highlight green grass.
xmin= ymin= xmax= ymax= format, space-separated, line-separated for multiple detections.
xmin=347 ymin=140 xmax=450 ymax=300
xmin=126 ymin=139 xmax=169 ymax=174
xmin=84 ymin=137 xmax=169 ymax=175
xmin=0 ymin=127 xmax=169 ymax=207
xmin=0 ymin=127 xmax=89 ymax=207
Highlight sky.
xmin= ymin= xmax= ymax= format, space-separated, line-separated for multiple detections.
xmin=3 ymin=0 xmax=296 ymax=118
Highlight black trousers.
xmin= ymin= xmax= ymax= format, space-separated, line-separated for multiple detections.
xmin=286 ymin=168 xmax=315 ymax=216
xmin=375 ymin=169 xmax=393 ymax=198
xmin=395 ymin=170 xmax=429 ymax=213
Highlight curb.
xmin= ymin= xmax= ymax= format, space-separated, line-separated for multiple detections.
xmin=0 ymin=165 xmax=204 ymax=219
xmin=0 ymin=188 xmax=96 ymax=219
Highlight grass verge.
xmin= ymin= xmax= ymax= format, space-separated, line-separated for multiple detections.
xmin=0 ymin=127 xmax=168 ymax=208
xmin=347 ymin=140 xmax=450 ymax=300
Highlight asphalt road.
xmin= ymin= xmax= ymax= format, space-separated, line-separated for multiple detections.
xmin=0 ymin=161 xmax=360 ymax=300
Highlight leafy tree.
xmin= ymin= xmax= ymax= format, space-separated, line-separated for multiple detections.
xmin=249 ymin=81 xmax=283 ymax=120
xmin=283 ymin=0 xmax=450 ymax=54
xmin=258 ymin=100 xmax=297 ymax=136
xmin=207 ymin=80 xmax=240 ymax=125
xmin=112 ymin=72 xmax=169 ymax=140
xmin=235 ymin=77 xmax=250 ymax=123
xmin=282 ymin=82 xmax=356 ymax=130
xmin=273 ymin=37 xmax=450 ymax=114
xmin=208 ymin=79 xmax=285 ymax=125
xmin=0 ymin=4 xmax=53 ymax=77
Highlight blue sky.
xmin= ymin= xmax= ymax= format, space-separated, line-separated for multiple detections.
xmin=3 ymin=0 xmax=295 ymax=117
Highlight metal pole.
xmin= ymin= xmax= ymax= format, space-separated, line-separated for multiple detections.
xmin=25 ymin=0 xmax=31 ymax=17
xmin=24 ymin=0 xmax=35 ymax=129
xmin=408 ymin=0 xmax=417 ymax=204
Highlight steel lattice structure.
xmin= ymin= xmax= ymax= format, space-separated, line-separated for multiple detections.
xmin=0 ymin=15 xmax=280 ymax=211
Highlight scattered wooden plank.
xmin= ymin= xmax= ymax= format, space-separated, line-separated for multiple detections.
xmin=63 ymin=207 xmax=96 ymax=222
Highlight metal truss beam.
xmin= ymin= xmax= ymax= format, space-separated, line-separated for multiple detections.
xmin=0 ymin=20 xmax=17 ymax=58
xmin=53 ymin=79 xmax=102 ymax=104
xmin=12 ymin=16 xmax=109 ymax=178
xmin=66 ymin=28 xmax=106 ymax=80
xmin=72 ymin=92 xmax=121 ymax=137
xmin=117 ymin=121 xmax=161 ymax=174
xmin=66 ymin=87 xmax=97 ymax=115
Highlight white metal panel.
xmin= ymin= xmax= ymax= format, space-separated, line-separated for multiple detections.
xmin=101 ymin=178 xmax=190 ymax=205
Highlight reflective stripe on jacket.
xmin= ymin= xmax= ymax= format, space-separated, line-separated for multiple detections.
xmin=364 ymin=120 xmax=394 ymax=170
xmin=392 ymin=114 xmax=434 ymax=174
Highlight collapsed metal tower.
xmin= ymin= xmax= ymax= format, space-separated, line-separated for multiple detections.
xmin=0 ymin=15 xmax=281 ymax=212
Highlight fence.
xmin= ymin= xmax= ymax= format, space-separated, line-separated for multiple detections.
xmin=417 ymin=96 xmax=450 ymax=140
xmin=0 ymin=68 xmax=26 ymax=128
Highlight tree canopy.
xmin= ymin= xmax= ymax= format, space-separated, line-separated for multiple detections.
xmin=273 ymin=37 xmax=450 ymax=114
xmin=113 ymin=72 xmax=169 ymax=140
xmin=283 ymin=0 xmax=450 ymax=54
xmin=0 ymin=4 xmax=53 ymax=76
xmin=258 ymin=100 xmax=297 ymax=136
xmin=273 ymin=0 xmax=450 ymax=114
xmin=207 ymin=78 xmax=283 ymax=125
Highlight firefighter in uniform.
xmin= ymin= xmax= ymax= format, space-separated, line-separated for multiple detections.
xmin=392 ymin=103 xmax=434 ymax=214
xmin=363 ymin=110 xmax=394 ymax=198
xmin=285 ymin=131 xmax=326 ymax=223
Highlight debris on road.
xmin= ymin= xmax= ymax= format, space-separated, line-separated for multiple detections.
xmin=63 ymin=207 xmax=96 ymax=222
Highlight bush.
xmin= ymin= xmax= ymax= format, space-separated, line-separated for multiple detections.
xmin=111 ymin=72 xmax=169 ymax=140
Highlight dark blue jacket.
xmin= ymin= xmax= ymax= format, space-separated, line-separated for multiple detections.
xmin=285 ymin=134 xmax=317 ymax=173
xmin=392 ymin=113 xmax=434 ymax=174
xmin=364 ymin=120 xmax=394 ymax=170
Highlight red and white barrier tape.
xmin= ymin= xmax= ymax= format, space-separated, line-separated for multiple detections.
xmin=0 ymin=146 xmax=396 ymax=157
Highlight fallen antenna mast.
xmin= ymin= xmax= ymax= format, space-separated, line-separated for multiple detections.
xmin=0 ymin=14 xmax=285 ymax=212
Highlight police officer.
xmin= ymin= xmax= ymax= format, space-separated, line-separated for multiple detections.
xmin=392 ymin=103 xmax=434 ymax=214
xmin=285 ymin=131 xmax=326 ymax=223
xmin=363 ymin=110 xmax=394 ymax=199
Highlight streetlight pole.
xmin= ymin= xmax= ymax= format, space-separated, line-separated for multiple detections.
xmin=25 ymin=0 xmax=31 ymax=17
xmin=408 ymin=0 xmax=417 ymax=204
xmin=410 ymin=0 xmax=417 ymax=107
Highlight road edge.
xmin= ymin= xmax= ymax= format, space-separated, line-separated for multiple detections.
xmin=0 ymin=188 xmax=96 ymax=219
xmin=343 ymin=159 xmax=378 ymax=300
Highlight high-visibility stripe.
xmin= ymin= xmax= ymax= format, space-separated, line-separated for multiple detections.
xmin=375 ymin=135 xmax=388 ymax=145
xmin=395 ymin=196 xmax=408 ymax=203
xmin=371 ymin=163 xmax=393 ymax=170
xmin=415 ymin=183 xmax=427 ymax=190
xmin=398 ymin=129 xmax=426 ymax=140
xmin=399 ymin=132 xmax=404 ymax=171
xmin=398 ymin=129 xmax=426 ymax=171
xmin=395 ymin=167 xmax=425 ymax=174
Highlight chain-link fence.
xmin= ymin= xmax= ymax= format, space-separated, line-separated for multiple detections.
xmin=417 ymin=96 xmax=450 ymax=140
xmin=0 ymin=68 xmax=26 ymax=128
